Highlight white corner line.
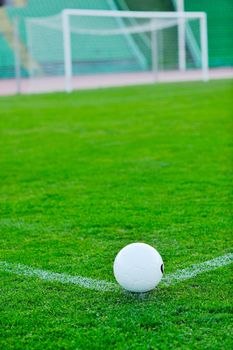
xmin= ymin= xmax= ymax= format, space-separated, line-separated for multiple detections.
xmin=161 ymin=252 xmax=233 ymax=286
xmin=0 ymin=261 xmax=116 ymax=292
xmin=0 ymin=253 xmax=232 ymax=293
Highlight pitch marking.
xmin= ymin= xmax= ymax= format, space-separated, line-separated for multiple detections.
xmin=0 ymin=253 xmax=232 ymax=292
xmin=0 ymin=261 xmax=115 ymax=292
xmin=162 ymin=253 xmax=233 ymax=286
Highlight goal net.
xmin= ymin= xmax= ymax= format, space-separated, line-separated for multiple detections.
xmin=25 ymin=9 xmax=208 ymax=92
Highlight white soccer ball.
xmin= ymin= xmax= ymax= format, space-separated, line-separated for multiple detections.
xmin=113 ymin=242 xmax=164 ymax=293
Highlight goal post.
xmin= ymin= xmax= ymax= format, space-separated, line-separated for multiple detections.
xmin=63 ymin=10 xmax=72 ymax=93
xmin=200 ymin=14 xmax=209 ymax=82
xmin=25 ymin=9 xmax=209 ymax=93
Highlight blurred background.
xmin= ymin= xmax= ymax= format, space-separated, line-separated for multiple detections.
xmin=0 ymin=0 xmax=232 ymax=95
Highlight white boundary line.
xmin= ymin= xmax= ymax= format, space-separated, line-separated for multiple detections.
xmin=0 ymin=261 xmax=115 ymax=292
xmin=0 ymin=253 xmax=232 ymax=292
xmin=162 ymin=253 xmax=233 ymax=286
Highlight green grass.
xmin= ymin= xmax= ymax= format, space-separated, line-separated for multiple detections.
xmin=0 ymin=80 xmax=232 ymax=349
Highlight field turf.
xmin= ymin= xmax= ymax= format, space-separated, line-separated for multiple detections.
xmin=0 ymin=80 xmax=232 ymax=349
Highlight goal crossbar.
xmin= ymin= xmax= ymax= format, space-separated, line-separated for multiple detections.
xmin=62 ymin=9 xmax=206 ymax=20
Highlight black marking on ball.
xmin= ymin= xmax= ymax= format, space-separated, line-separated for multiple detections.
xmin=161 ymin=264 xmax=164 ymax=274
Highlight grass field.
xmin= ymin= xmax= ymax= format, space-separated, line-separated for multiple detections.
xmin=0 ymin=80 xmax=232 ymax=349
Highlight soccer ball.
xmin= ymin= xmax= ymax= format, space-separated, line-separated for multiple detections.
xmin=113 ymin=242 xmax=164 ymax=293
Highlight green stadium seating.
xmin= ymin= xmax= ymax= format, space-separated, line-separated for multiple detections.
xmin=184 ymin=0 xmax=233 ymax=67
xmin=0 ymin=0 xmax=120 ymax=78
xmin=0 ymin=0 xmax=232 ymax=79
xmin=125 ymin=0 xmax=233 ymax=68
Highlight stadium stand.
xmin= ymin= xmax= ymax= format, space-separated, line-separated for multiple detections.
xmin=122 ymin=0 xmax=172 ymax=12
xmin=125 ymin=0 xmax=233 ymax=68
xmin=0 ymin=0 xmax=126 ymax=78
xmin=0 ymin=0 xmax=232 ymax=79
xmin=184 ymin=0 xmax=233 ymax=67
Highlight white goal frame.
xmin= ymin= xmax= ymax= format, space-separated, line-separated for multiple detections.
xmin=62 ymin=9 xmax=209 ymax=93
